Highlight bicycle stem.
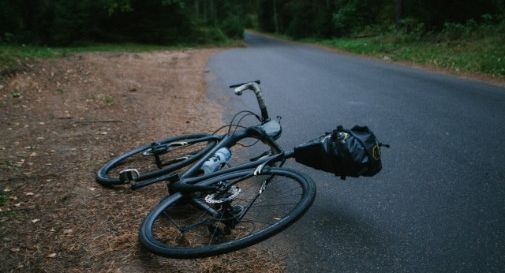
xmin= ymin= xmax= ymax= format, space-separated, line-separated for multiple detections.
xmin=234 ymin=81 xmax=269 ymax=122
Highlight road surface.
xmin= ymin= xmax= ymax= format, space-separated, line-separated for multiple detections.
xmin=207 ymin=32 xmax=505 ymax=273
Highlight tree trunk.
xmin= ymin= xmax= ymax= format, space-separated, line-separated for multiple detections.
xmin=273 ymin=0 xmax=279 ymax=33
xmin=194 ymin=0 xmax=199 ymax=19
xmin=210 ymin=0 xmax=216 ymax=25
xmin=396 ymin=0 xmax=403 ymax=25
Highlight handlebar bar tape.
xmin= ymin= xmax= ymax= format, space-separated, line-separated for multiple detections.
xmin=229 ymin=80 xmax=260 ymax=88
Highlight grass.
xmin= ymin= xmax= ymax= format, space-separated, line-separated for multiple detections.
xmin=316 ymin=34 xmax=505 ymax=77
xmin=10 ymin=90 xmax=21 ymax=98
xmin=1 ymin=40 xmax=242 ymax=57
xmin=0 ymin=40 xmax=243 ymax=80
xmin=253 ymin=27 xmax=505 ymax=79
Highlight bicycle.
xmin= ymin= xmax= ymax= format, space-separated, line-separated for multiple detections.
xmin=96 ymin=80 xmax=384 ymax=258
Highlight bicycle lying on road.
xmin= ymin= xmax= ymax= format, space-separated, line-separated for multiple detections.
xmin=96 ymin=80 xmax=387 ymax=258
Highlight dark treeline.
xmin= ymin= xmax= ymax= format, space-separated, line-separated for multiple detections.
xmin=1 ymin=0 xmax=504 ymax=45
xmin=0 ymin=0 xmax=254 ymax=45
xmin=256 ymin=0 xmax=505 ymax=38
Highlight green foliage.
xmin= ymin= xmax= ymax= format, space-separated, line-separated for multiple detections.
xmin=253 ymin=0 xmax=505 ymax=79
xmin=105 ymin=0 xmax=132 ymax=15
xmin=318 ymin=23 xmax=505 ymax=77
xmin=220 ymin=16 xmax=244 ymax=39
xmin=10 ymin=90 xmax=21 ymax=98
xmin=256 ymin=0 xmax=505 ymax=40
xmin=243 ymin=14 xmax=259 ymax=29
xmin=332 ymin=2 xmax=359 ymax=35
xmin=0 ymin=0 xmax=245 ymax=45
xmin=194 ymin=27 xmax=228 ymax=44
xmin=441 ymin=22 xmax=467 ymax=40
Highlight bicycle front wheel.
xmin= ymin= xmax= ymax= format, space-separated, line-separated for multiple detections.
xmin=138 ymin=167 xmax=316 ymax=258
xmin=96 ymin=133 xmax=219 ymax=186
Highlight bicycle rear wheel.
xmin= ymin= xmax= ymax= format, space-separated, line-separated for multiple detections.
xmin=138 ymin=167 xmax=316 ymax=258
xmin=96 ymin=133 xmax=219 ymax=186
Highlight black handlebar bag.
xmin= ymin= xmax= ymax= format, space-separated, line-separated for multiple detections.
xmin=293 ymin=125 xmax=384 ymax=179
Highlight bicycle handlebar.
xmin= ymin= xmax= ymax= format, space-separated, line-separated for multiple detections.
xmin=229 ymin=80 xmax=260 ymax=89
xmin=229 ymin=80 xmax=269 ymax=122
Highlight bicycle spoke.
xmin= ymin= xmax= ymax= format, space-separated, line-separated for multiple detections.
xmin=98 ymin=134 xmax=216 ymax=184
xmin=208 ymin=214 xmax=224 ymax=246
xmin=145 ymin=168 xmax=314 ymax=257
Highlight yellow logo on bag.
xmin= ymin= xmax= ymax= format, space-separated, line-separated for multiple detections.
xmin=372 ymin=144 xmax=380 ymax=160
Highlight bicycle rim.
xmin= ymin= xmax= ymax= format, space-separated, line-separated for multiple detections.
xmin=96 ymin=134 xmax=218 ymax=185
xmin=139 ymin=167 xmax=316 ymax=258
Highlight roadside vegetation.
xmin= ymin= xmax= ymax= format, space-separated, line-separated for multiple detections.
xmin=316 ymin=19 xmax=505 ymax=77
xmin=3 ymin=1 xmax=504 ymax=79
xmin=253 ymin=0 xmax=505 ymax=79
xmin=0 ymin=43 xmax=176 ymax=80
xmin=0 ymin=1 xmax=248 ymax=45
xmin=0 ymin=0 xmax=251 ymax=81
xmin=0 ymin=40 xmax=243 ymax=81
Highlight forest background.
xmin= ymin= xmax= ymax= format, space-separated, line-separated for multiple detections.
xmin=1 ymin=0 xmax=504 ymax=77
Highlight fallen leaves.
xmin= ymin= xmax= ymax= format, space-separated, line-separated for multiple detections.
xmin=0 ymin=50 xmax=286 ymax=273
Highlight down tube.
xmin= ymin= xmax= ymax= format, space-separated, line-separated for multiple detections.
xmin=180 ymin=134 xmax=235 ymax=179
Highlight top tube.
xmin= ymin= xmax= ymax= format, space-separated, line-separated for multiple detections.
xmin=179 ymin=126 xmax=284 ymax=182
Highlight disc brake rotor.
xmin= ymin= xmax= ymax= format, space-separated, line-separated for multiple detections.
xmin=205 ymin=186 xmax=241 ymax=204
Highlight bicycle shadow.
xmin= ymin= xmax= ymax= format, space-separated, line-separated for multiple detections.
xmin=269 ymin=200 xmax=398 ymax=271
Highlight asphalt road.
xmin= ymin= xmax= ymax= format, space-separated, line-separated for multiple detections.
xmin=207 ymin=32 xmax=505 ymax=273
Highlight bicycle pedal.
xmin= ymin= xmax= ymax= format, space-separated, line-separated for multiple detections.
xmin=119 ymin=168 xmax=140 ymax=183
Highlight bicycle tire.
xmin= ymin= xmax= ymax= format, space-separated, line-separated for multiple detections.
xmin=96 ymin=133 xmax=218 ymax=186
xmin=138 ymin=167 xmax=316 ymax=258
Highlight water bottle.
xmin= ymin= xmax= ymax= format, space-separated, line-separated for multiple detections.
xmin=201 ymin=147 xmax=231 ymax=175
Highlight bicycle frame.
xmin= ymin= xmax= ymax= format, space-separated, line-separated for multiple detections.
xmin=126 ymin=123 xmax=293 ymax=219
xmin=130 ymin=123 xmax=289 ymax=192
xmin=120 ymin=80 xmax=287 ymax=191
xmin=95 ymin=81 xmax=328 ymax=258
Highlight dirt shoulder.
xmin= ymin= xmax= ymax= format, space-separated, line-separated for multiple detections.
xmin=0 ymin=50 xmax=283 ymax=272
